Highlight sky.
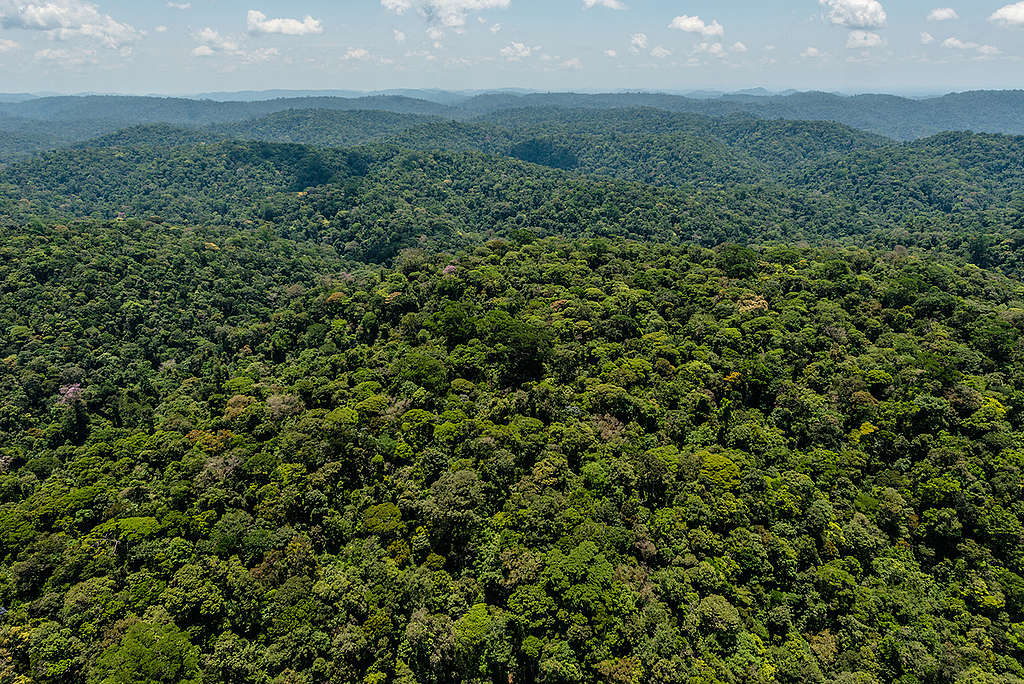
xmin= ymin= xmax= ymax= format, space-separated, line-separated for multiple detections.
xmin=0 ymin=0 xmax=1022 ymax=95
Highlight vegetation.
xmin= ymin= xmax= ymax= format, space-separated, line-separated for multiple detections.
xmin=6 ymin=224 xmax=1024 ymax=682
xmin=3 ymin=91 xmax=1024 ymax=682
xmin=4 ymin=116 xmax=1023 ymax=273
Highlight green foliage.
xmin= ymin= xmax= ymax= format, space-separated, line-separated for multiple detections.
xmin=3 ymin=228 xmax=1024 ymax=681
xmin=4 ymin=95 xmax=1024 ymax=682
xmin=88 ymin=622 xmax=200 ymax=684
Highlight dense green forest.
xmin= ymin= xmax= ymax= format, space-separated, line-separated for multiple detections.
xmin=3 ymin=109 xmax=1023 ymax=270
xmin=4 ymin=91 xmax=1024 ymax=683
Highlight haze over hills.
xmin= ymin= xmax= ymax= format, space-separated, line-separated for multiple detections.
xmin=2 ymin=89 xmax=1024 ymax=163
xmin=186 ymin=88 xmax=800 ymax=104
xmin=190 ymin=89 xmax=475 ymax=106
xmin=0 ymin=94 xmax=457 ymax=124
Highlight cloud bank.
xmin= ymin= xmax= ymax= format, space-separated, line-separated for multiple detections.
xmin=246 ymin=10 xmax=323 ymax=36
xmin=0 ymin=0 xmax=140 ymax=48
xmin=668 ymin=15 xmax=724 ymax=38
xmin=819 ymin=0 xmax=887 ymax=29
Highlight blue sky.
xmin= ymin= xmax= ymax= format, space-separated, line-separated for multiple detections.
xmin=0 ymin=0 xmax=1021 ymax=94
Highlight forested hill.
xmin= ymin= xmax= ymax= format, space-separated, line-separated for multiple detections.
xmin=384 ymin=108 xmax=892 ymax=176
xmin=5 ymin=116 xmax=1023 ymax=266
xmin=55 ymin=108 xmax=891 ymax=187
xmin=0 ymin=141 xmax=885 ymax=261
xmin=72 ymin=110 xmax=440 ymax=151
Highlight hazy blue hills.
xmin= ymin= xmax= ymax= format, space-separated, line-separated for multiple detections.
xmin=2 ymin=89 xmax=1024 ymax=155
xmin=0 ymin=94 xmax=455 ymax=125
xmin=455 ymin=89 xmax=1024 ymax=139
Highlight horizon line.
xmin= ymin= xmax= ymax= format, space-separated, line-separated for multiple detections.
xmin=4 ymin=86 xmax=1024 ymax=101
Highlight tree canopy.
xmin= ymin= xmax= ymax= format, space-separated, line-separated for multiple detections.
xmin=3 ymin=92 xmax=1024 ymax=683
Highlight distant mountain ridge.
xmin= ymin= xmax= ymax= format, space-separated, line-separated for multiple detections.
xmin=190 ymin=89 xmax=472 ymax=105
xmin=0 ymin=94 xmax=455 ymax=124
xmin=2 ymin=89 xmax=1024 ymax=162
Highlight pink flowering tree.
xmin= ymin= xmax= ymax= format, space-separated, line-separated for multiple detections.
xmin=58 ymin=383 xmax=83 ymax=405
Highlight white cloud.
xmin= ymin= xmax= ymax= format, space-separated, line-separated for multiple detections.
xmin=920 ymin=31 xmax=935 ymax=43
xmin=343 ymin=47 xmax=370 ymax=60
xmin=695 ymin=42 xmax=726 ymax=57
xmin=927 ymin=8 xmax=958 ymax=21
xmin=196 ymin=27 xmax=238 ymax=52
xmin=167 ymin=1 xmax=190 ymax=8
xmin=629 ymin=32 xmax=647 ymax=52
xmin=0 ymin=0 xmax=141 ymax=48
xmin=942 ymin=36 xmax=1001 ymax=55
xmin=668 ymin=15 xmax=724 ymax=37
xmin=583 ymin=0 xmax=624 ymax=8
xmin=192 ymin=27 xmax=279 ymax=62
xmin=846 ymin=30 xmax=883 ymax=47
xmin=381 ymin=0 xmax=510 ymax=28
xmin=154 ymin=25 xmax=167 ymax=33
xmin=560 ymin=56 xmax=582 ymax=68
xmin=801 ymin=46 xmax=825 ymax=57
xmin=650 ymin=45 xmax=671 ymax=58
xmin=500 ymin=41 xmax=533 ymax=59
xmin=731 ymin=41 xmax=747 ymax=52
xmin=393 ymin=29 xmax=406 ymax=41
xmin=489 ymin=23 xmax=501 ymax=32
xmin=247 ymin=10 xmax=322 ymax=36
xmin=604 ymin=48 xmax=616 ymax=56
xmin=819 ymin=0 xmax=886 ymax=29
xmin=990 ymin=2 xmax=1024 ymax=25
xmin=0 ymin=37 xmax=17 ymax=51
xmin=426 ymin=26 xmax=443 ymax=39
